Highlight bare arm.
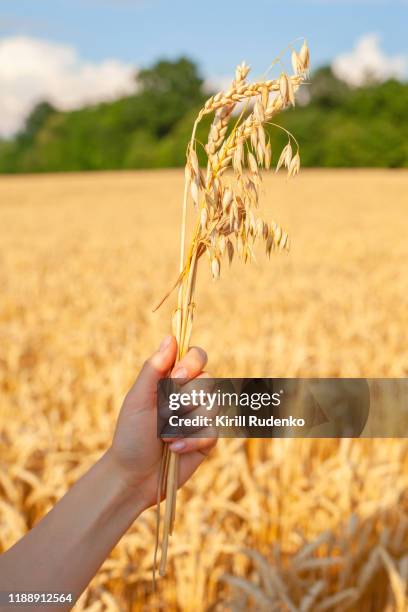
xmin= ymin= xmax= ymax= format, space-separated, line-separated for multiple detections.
xmin=0 ymin=451 xmax=144 ymax=600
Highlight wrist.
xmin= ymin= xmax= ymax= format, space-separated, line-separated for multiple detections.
xmin=102 ymin=449 xmax=149 ymax=514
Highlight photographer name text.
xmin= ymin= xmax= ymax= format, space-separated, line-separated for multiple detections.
xmin=167 ymin=414 xmax=306 ymax=428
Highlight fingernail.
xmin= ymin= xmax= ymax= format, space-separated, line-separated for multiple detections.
xmin=159 ymin=335 xmax=172 ymax=352
xmin=169 ymin=440 xmax=186 ymax=452
xmin=172 ymin=367 xmax=188 ymax=379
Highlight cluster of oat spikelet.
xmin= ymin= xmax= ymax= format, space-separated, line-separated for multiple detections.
xmin=156 ymin=41 xmax=310 ymax=579
xmin=184 ymin=41 xmax=310 ymax=287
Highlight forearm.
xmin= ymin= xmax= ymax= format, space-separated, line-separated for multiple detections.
xmin=0 ymin=450 xmax=146 ymax=607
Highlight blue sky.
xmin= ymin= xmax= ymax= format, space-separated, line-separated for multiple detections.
xmin=1 ymin=0 xmax=407 ymax=75
xmin=0 ymin=0 xmax=407 ymax=135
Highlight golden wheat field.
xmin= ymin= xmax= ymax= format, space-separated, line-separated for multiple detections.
xmin=1 ymin=169 xmax=408 ymax=611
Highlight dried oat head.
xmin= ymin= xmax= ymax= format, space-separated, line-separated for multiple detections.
xmin=154 ymin=39 xmax=310 ymax=580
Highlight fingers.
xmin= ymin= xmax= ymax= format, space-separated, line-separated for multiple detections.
xmin=144 ymin=335 xmax=178 ymax=378
xmin=126 ymin=340 xmax=208 ymax=414
xmin=158 ymin=372 xmax=212 ymax=425
xmin=168 ymin=436 xmax=217 ymax=456
xmin=159 ymin=369 xmax=217 ymax=446
xmin=127 ymin=335 xmax=177 ymax=401
xmin=171 ymin=346 xmax=208 ymax=380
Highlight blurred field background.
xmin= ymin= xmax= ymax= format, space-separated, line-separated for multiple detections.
xmin=1 ymin=169 xmax=408 ymax=610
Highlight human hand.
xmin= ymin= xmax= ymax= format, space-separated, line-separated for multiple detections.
xmin=107 ymin=335 xmax=216 ymax=511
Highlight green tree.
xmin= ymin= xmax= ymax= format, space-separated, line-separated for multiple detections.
xmin=307 ymin=66 xmax=350 ymax=107
xmin=19 ymin=101 xmax=57 ymax=142
xmin=133 ymin=57 xmax=205 ymax=137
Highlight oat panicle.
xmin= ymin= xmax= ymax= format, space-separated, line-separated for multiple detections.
xmin=154 ymin=40 xmax=310 ymax=579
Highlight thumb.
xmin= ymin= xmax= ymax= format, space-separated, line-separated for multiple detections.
xmin=128 ymin=335 xmax=177 ymax=404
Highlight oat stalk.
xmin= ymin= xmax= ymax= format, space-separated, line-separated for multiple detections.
xmin=153 ymin=40 xmax=310 ymax=579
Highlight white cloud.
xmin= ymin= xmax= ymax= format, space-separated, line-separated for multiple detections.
xmin=0 ymin=36 xmax=136 ymax=137
xmin=332 ymin=34 xmax=407 ymax=86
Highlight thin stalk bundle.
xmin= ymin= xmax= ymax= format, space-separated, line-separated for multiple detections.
xmin=154 ymin=41 xmax=310 ymax=578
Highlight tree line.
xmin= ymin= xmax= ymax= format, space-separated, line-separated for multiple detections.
xmin=0 ymin=57 xmax=406 ymax=173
